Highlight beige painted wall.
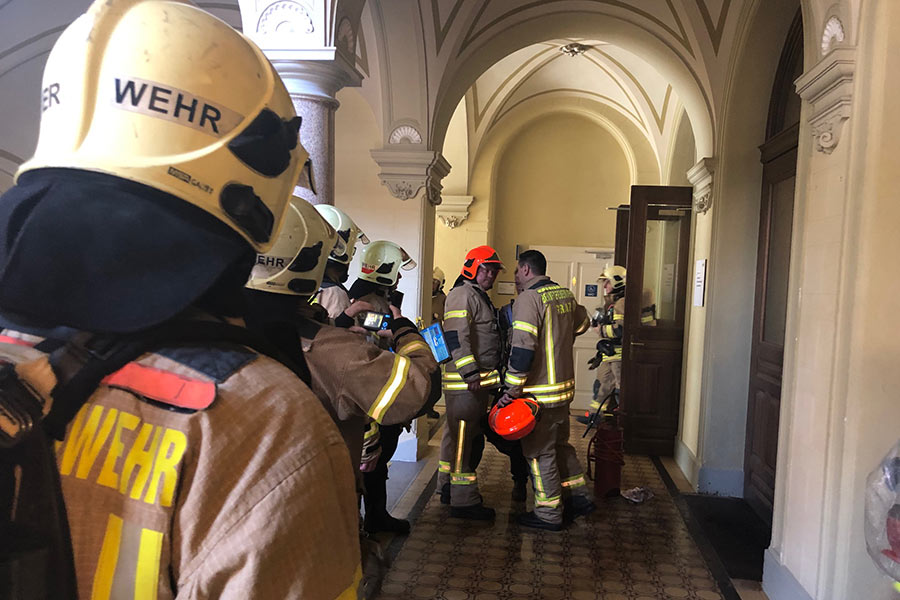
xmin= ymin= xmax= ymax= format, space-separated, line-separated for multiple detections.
xmin=491 ymin=112 xmax=630 ymax=277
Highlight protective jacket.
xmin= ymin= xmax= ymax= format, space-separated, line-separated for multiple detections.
xmin=296 ymin=308 xmax=440 ymax=470
xmin=597 ymin=293 xmax=625 ymax=362
xmin=317 ymin=277 xmax=351 ymax=321
xmin=431 ymin=290 xmax=447 ymax=326
xmin=442 ymin=278 xmax=501 ymax=391
xmin=505 ymin=276 xmax=590 ymax=407
xmin=0 ymin=331 xmax=362 ymax=600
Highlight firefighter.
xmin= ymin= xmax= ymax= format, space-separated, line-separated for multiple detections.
xmin=583 ymin=265 xmax=627 ymax=422
xmin=432 ymin=266 xmax=447 ymax=325
xmin=347 ymin=241 xmax=421 ymax=534
xmin=243 ymin=198 xmax=440 ymax=484
xmin=437 ymin=245 xmax=506 ymax=520
xmin=0 ymin=1 xmax=360 ymax=597
xmin=315 ymin=204 xmax=369 ymax=321
xmin=498 ymin=250 xmax=594 ymax=531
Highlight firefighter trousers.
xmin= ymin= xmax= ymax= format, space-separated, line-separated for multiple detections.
xmin=438 ymin=388 xmax=490 ymax=507
xmin=520 ymin=405 xmax=588 ymax=524
xmin=590 ymin=360 xmax=621 ymax=412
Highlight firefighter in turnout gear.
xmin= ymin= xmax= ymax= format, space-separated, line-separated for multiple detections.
xmin=0 ymin=2 xmax=362 ymax=597
xmin=584 ymin=265 xmax=627 ymax=421
xmin=498 ymin=250 xmax=594 ymax=531
xmin=315 ymin=205 xmax=369 ymax=322
xmin=243 ymin=198 xmax=439 ymax=482
xmin=432 ymin=266 xmax=447 ymax=326
xmin=347 ymin=241 xmax=425 ymax=534
xmin=438 ymin=245 xmax=505 ymax=520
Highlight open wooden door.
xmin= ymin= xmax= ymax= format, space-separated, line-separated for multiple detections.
xmin=621 ymin=186 xmax=693 ymax=455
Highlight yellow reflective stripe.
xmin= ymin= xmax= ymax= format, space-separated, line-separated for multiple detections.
xmin=513 ymin=321 xmax=538 ymax=336
xmin=531 ymin=459 xmax=544 ymax=495
xmin=92 ymin=513 xmax=123 ymax=600
xmin=451 ymin=472 xmax=477 ymax=484
xmin=364 ymin=424 xmax=379 ymax=440
xmin=454 ymin=420 xmax=466 ymax=474
xmin=523 ymin=379 xmax=574 ymax=393
xmin=135 ymin=528 xmax=163 ymax=600
xmin=439 ymin=461 xmax=451 ymax=473
xmin=442 ymin=381 xmax=469 ymax=390
xmin=455 ymin=355 xmax=476 ymax=368
xmin=336 ymin=566 xmax=364 ymax=600
xmin=505 ymin=372 xmax=526 ymax=386
xmin=444 ymin=310 xmax=468 ymax=320
xmin=641 ymin=315 xmax=654 ymax=323
xmin=561 ymin=475 xmax=586 ymax=488
xmin=442 ymin=369 xmax=500 ymax=381
xmin=528 ymin=391 xmax=576 ymax=404
xmin=481 ymin=375 xmax=501 ymax=387
xmin=369 ymin=355 xmax=410 ymax=422
xmin=535 ymin=495 xmax=562 ymax=507
xmin=613 ymin=313 xmax=624 ymax=321
xmin=603 ymin=324 xmax=615 ymax=337
xmin=545 ymin=306 xmax=556 ymax=384
xmin=398 ymin=339 xmax=429 ymax=356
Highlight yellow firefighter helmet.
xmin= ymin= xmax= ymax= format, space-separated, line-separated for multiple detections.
xmin=314 ymin=205 xmax=369 ymax=264
xmin=359 ymin=241 xmax=416 ymax=287
xmin=598 ymin=265 xmax=627 ymax=293
xmin=246 ymin=196 xmax=344 ymax=296
xmin=433 ymin=266 xmax=445 ymax=287
xmin=18 ymin=0 xmax=306 ymax=252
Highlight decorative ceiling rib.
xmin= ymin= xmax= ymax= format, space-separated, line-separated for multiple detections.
xmin=457 ymin=0 xmax=694 ymax=60
xmin=695 ymin=0 xmax=732 ymax=54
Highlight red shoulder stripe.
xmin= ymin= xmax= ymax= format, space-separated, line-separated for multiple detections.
xmin=102 ymin=362 xmax=216 ymax=410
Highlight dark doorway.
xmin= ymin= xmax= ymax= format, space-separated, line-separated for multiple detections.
xmin=743 ymin=9 xmax=803 ymax=526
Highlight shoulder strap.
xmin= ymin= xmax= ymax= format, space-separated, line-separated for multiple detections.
xmin=43 ymin=320 xmax=311 ymax=441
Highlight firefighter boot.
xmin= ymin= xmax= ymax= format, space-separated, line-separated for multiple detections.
xmin=364 ymin=474 xmax=410 ymax=535
xmin=517 ymin=511 xmax=563 ymax=532
xmin=512 ymin=478 xmax=528 ymax=502
xmin=450 ymin=503 xmax=496 ymax=521
xmin=564 ymin=496 xmax=597 ymax=520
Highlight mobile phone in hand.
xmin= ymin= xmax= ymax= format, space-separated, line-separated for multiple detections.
xmin=390 ymin=290 xmax=404 ymax=309
xmin=361 ymin=311 xmax=392 ymax=331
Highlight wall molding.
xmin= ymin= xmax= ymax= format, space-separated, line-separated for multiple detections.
xmin=697 ymin=465 xmax=744 ymax=497
xmin=763 ymin=549 xmax=814 ymax=600
xmin=674 ymin=437 xmax=700 ymax=489
xmin=795 ymin=46 xmax=856 ymax=154
xmin=370 ymin=149 xmax=451 ymax=205
xmin=436 ymin=195 xmax=474 ymax=228
xmin=686 ymin=156 xmax=716 ymax=214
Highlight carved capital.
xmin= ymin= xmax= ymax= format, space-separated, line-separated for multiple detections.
xmin=370 ymin=149 xmax=451 ymax=206
xmin=796 ymin=46 xmax=856 ymax=155
xmin=686 ymin=157 xmax=716 ymax=215
xmin=436 ymin=195 xmax=475 ymax=229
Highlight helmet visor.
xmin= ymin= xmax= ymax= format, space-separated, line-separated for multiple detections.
xmin=400 ymin=248 xmax=417 ymax=271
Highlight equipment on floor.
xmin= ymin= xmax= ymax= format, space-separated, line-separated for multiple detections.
xmin=586 ymin=421 xmax=624 ymax=498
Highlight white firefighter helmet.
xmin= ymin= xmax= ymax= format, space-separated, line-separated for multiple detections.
xmin=598 ymin=265 xmax=627 ymax=293
xmin=359 ymin=241 xmax=416 ymax=287
xmin=17 ymin=0 xmax=306 ymax=252
xmin=246 ymin=196 xmax=344 ymax=296
xmin=433 ymin=266 xmax=445 ymax=287
xmin=314 ymin=204 xmax=369 ymax=264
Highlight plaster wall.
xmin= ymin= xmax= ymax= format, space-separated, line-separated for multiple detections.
xmin=491 ymin=112 xmax=631 ymax=276
xmin=680 ymin=0 xmax=800 ymax=497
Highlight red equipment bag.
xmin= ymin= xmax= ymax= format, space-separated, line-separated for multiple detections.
xmin=586 ymin=421 xmax=625 ymax=498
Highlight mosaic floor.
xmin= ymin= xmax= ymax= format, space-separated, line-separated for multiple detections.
xmin=375 ymin=418 xmax=729 ymax=600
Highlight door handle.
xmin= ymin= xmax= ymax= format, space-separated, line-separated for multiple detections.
xmin=631 ymin=342 xmax=645 ymax=347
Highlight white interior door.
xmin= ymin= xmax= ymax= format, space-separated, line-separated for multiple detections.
xmin=519 ymin=245 xmax=615 ymax=413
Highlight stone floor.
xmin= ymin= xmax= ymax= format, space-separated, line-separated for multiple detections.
xmin=374 ymin=417 xmax=742 ymax=600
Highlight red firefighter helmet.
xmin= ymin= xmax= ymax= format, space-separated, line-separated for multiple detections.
xmin=461 ymin=245 xmax=504 ymax=279
xmin=489 ymin=397 xmax=541 ymax=440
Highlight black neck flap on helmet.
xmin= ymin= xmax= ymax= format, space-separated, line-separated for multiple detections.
xmin=0 ymin=168 xmax=254 ymax=334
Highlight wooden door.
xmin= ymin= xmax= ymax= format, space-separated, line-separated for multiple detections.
xmin=744 ymin=9 xmax=802 ymax=525
xmin=519 ymin=245 xmax=614 ymax=412
xmin=621 ymin=186 xmax=693 ymax=455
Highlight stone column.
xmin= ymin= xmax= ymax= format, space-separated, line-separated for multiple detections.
xmin=273 ymin=60 xmax=361 ymax=206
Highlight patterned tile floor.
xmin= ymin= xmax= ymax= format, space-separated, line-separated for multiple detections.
xmin=375 ymin=418 xmax=729 ymax=600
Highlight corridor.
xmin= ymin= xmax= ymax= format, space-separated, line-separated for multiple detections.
xmin=376 ymin=418 xmax=756 ymax=600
